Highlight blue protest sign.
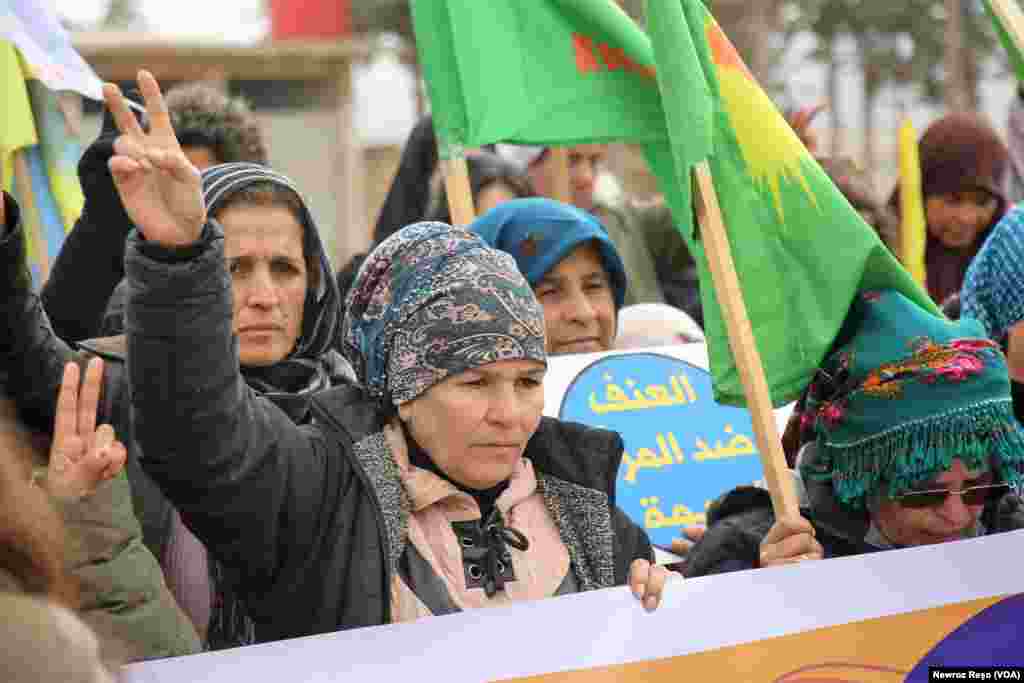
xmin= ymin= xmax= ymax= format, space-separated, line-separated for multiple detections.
xmin=558 ymin=351 xmax=764 ymax=548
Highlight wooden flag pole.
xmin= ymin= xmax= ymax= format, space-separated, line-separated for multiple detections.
xmin=442 ymin=156 xmax=476 ymax=227
xmin=551 ymin=147 xmax=572 ymax=204
xmin=692 ymin=161 xmax=800 ymax=519
xmin=989 ymin=0 xmax=1024 ymax=52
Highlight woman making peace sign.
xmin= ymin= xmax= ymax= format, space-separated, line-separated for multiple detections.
xmin=104 ymin=71 xmax=668 ymax=642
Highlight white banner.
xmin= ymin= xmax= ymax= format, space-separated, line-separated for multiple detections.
xmin=124 ymin=530 xmax=1024 ymax=682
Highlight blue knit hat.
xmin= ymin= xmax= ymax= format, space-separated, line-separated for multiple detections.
xmin=468 ymin=198 xmax=628 ymax=308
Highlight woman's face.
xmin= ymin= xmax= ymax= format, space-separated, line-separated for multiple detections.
xmin=925 ymin=189 xmax=999 ymax=250
xmin=872 ymin=460 xmax=990 ymax=547
xmin=535 ymin=242 xmax=617 ymax=355
xmin=399 ymin=359 xmax=546 ymax=490
xmin=219 ymin=204 xmax=309 ymax=367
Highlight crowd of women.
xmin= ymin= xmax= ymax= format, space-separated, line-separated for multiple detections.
xmin=1 ymin=68 xmax=1023 ymax=681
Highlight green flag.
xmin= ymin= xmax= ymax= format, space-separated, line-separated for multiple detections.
xmin=411 ymin=1 xmax=680 ymax=147
xmin=645 ymin=0 xmax=936 ymax=406
xmin=982 ymin=0 xmax=1024 ymax=82
xmin=412 ymin=0 xmax=937 ymax=407
xmin=410 ymin=0 xmax=706 ymax=229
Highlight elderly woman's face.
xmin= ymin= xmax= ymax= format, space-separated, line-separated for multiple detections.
xmin=872 ymin=459 xmax=992 ymax=546
xmin=219 ymin=204 xmax=308 ymax=367
xmin=399 ymin=359 xmax=546 ymax=490
xmin=535 ymin=243 xmax=616 ymax=355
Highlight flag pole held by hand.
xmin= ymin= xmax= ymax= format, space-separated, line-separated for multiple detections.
xmin=692 ymin=161 xmax=801 ymax=519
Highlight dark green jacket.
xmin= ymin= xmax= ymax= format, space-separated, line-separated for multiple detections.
xmin=55 ymin=476 xmax=201 ymax=661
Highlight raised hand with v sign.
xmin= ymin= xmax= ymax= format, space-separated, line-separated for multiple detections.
xmin=46 ymin=358 xmax=128 ymax=501
xmin=103 ymin=70 xmax=206 ymax=248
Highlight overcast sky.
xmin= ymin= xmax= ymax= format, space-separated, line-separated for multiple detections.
xmin=53 ymin=0 xmax=267 ymax=40
xmin=50 ymin=0 xmax=1015 ymax=182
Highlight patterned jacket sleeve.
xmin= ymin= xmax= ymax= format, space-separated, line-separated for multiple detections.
xmin=961 ymin=206 xmax=1024 ymax=341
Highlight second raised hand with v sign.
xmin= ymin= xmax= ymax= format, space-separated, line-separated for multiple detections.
xmin=46 ymin=358 xmax=128 ymax=501
xmin=104 ymin=70 xmax=206 ymax=248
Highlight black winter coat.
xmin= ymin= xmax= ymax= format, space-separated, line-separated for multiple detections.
xmin=41 ymin=104 xmax=137 ymax=343
xmin=125 ymin=224 xmax=653 ymax=642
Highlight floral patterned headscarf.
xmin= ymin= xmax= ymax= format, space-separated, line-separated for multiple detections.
xmin=800 ymin=289 xmax=1024 ymax=510
xmin=342 ymin=222 xmax=547 ymax=406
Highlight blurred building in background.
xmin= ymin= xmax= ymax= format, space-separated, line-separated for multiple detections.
xmin=62 ymin=0 xmax=1019 ymax=266
xmin=72 ymin=0 xmax=419 ymax=270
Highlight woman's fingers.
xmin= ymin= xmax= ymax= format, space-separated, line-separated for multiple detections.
xmin=101 ymin=440 xmax=128 ymax=480
xmin=78 ymin=358 xmax=104 ymax=441
xmin=93 ymin=422 xmax=115 ymax=451
xmin=629 ymin=559 xmax=669 ymax=612
xmin=53 ymin=362 xmax=81 ymax=458
xmin=102 ymin=82 xmax=145 ymax=138
xmin=759 ymin=516 xmax=822 ymax=567
xmin=108 ymin=156 xmax=145 ymax=187
xmin=669 ymin=525 xmax=707 ymax=556
xmin=147 ymin=148 xmax=200 ymax=183
xmin=644 ymin=564 xmax=668 ymax=612
xmin=762 ymin=515 xmax=815 ymax=546
xmin=629 ymin=557 xmax=649 ymax=601
xmin=670 ymin=537 xmax=695 ymax=555
xmin=112 ymin=135 xmax=153 ymax=169
xmin=760 ymin=533 xmax=821 ymax=566
xmin=137 ymin=70 xmax=174 ymax=143
xmin=91 ymin=425 xmax=126 ymax=481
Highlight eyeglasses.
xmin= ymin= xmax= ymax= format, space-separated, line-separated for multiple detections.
xmin=896 ymin=482 xmax=1010 ymax=509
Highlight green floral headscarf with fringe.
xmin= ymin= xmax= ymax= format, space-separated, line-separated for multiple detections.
xmin=800 ymin=289 xmax=1024 ymax=509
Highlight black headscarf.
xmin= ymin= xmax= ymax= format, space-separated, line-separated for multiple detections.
xmin=200 ymin=163 xmax=355 ymax=421
xmin=424 ymin=150 xmax=533 ymax=225
xmin=372 ymin=115 xmax=439 ymax=244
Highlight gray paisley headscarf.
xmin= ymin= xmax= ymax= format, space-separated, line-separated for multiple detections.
xmin=342 ymin=222 xmax=546 ymax=405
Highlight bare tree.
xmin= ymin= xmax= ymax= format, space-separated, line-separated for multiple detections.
xmin=102 ymin=0 xmax=145 ymax=29
xmin=944 ymin=0 xmax=970 ymax=110
xmin=710 ymin=0 xmax=787 ymax=84
xmin=827 ymin=39 xmax=844 ymax=158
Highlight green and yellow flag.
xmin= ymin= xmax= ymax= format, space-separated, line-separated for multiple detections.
xmin=646 ymin=0 xmax=937 ymax=405
xmin=412 ymin=0 xmax=936 ymax=407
